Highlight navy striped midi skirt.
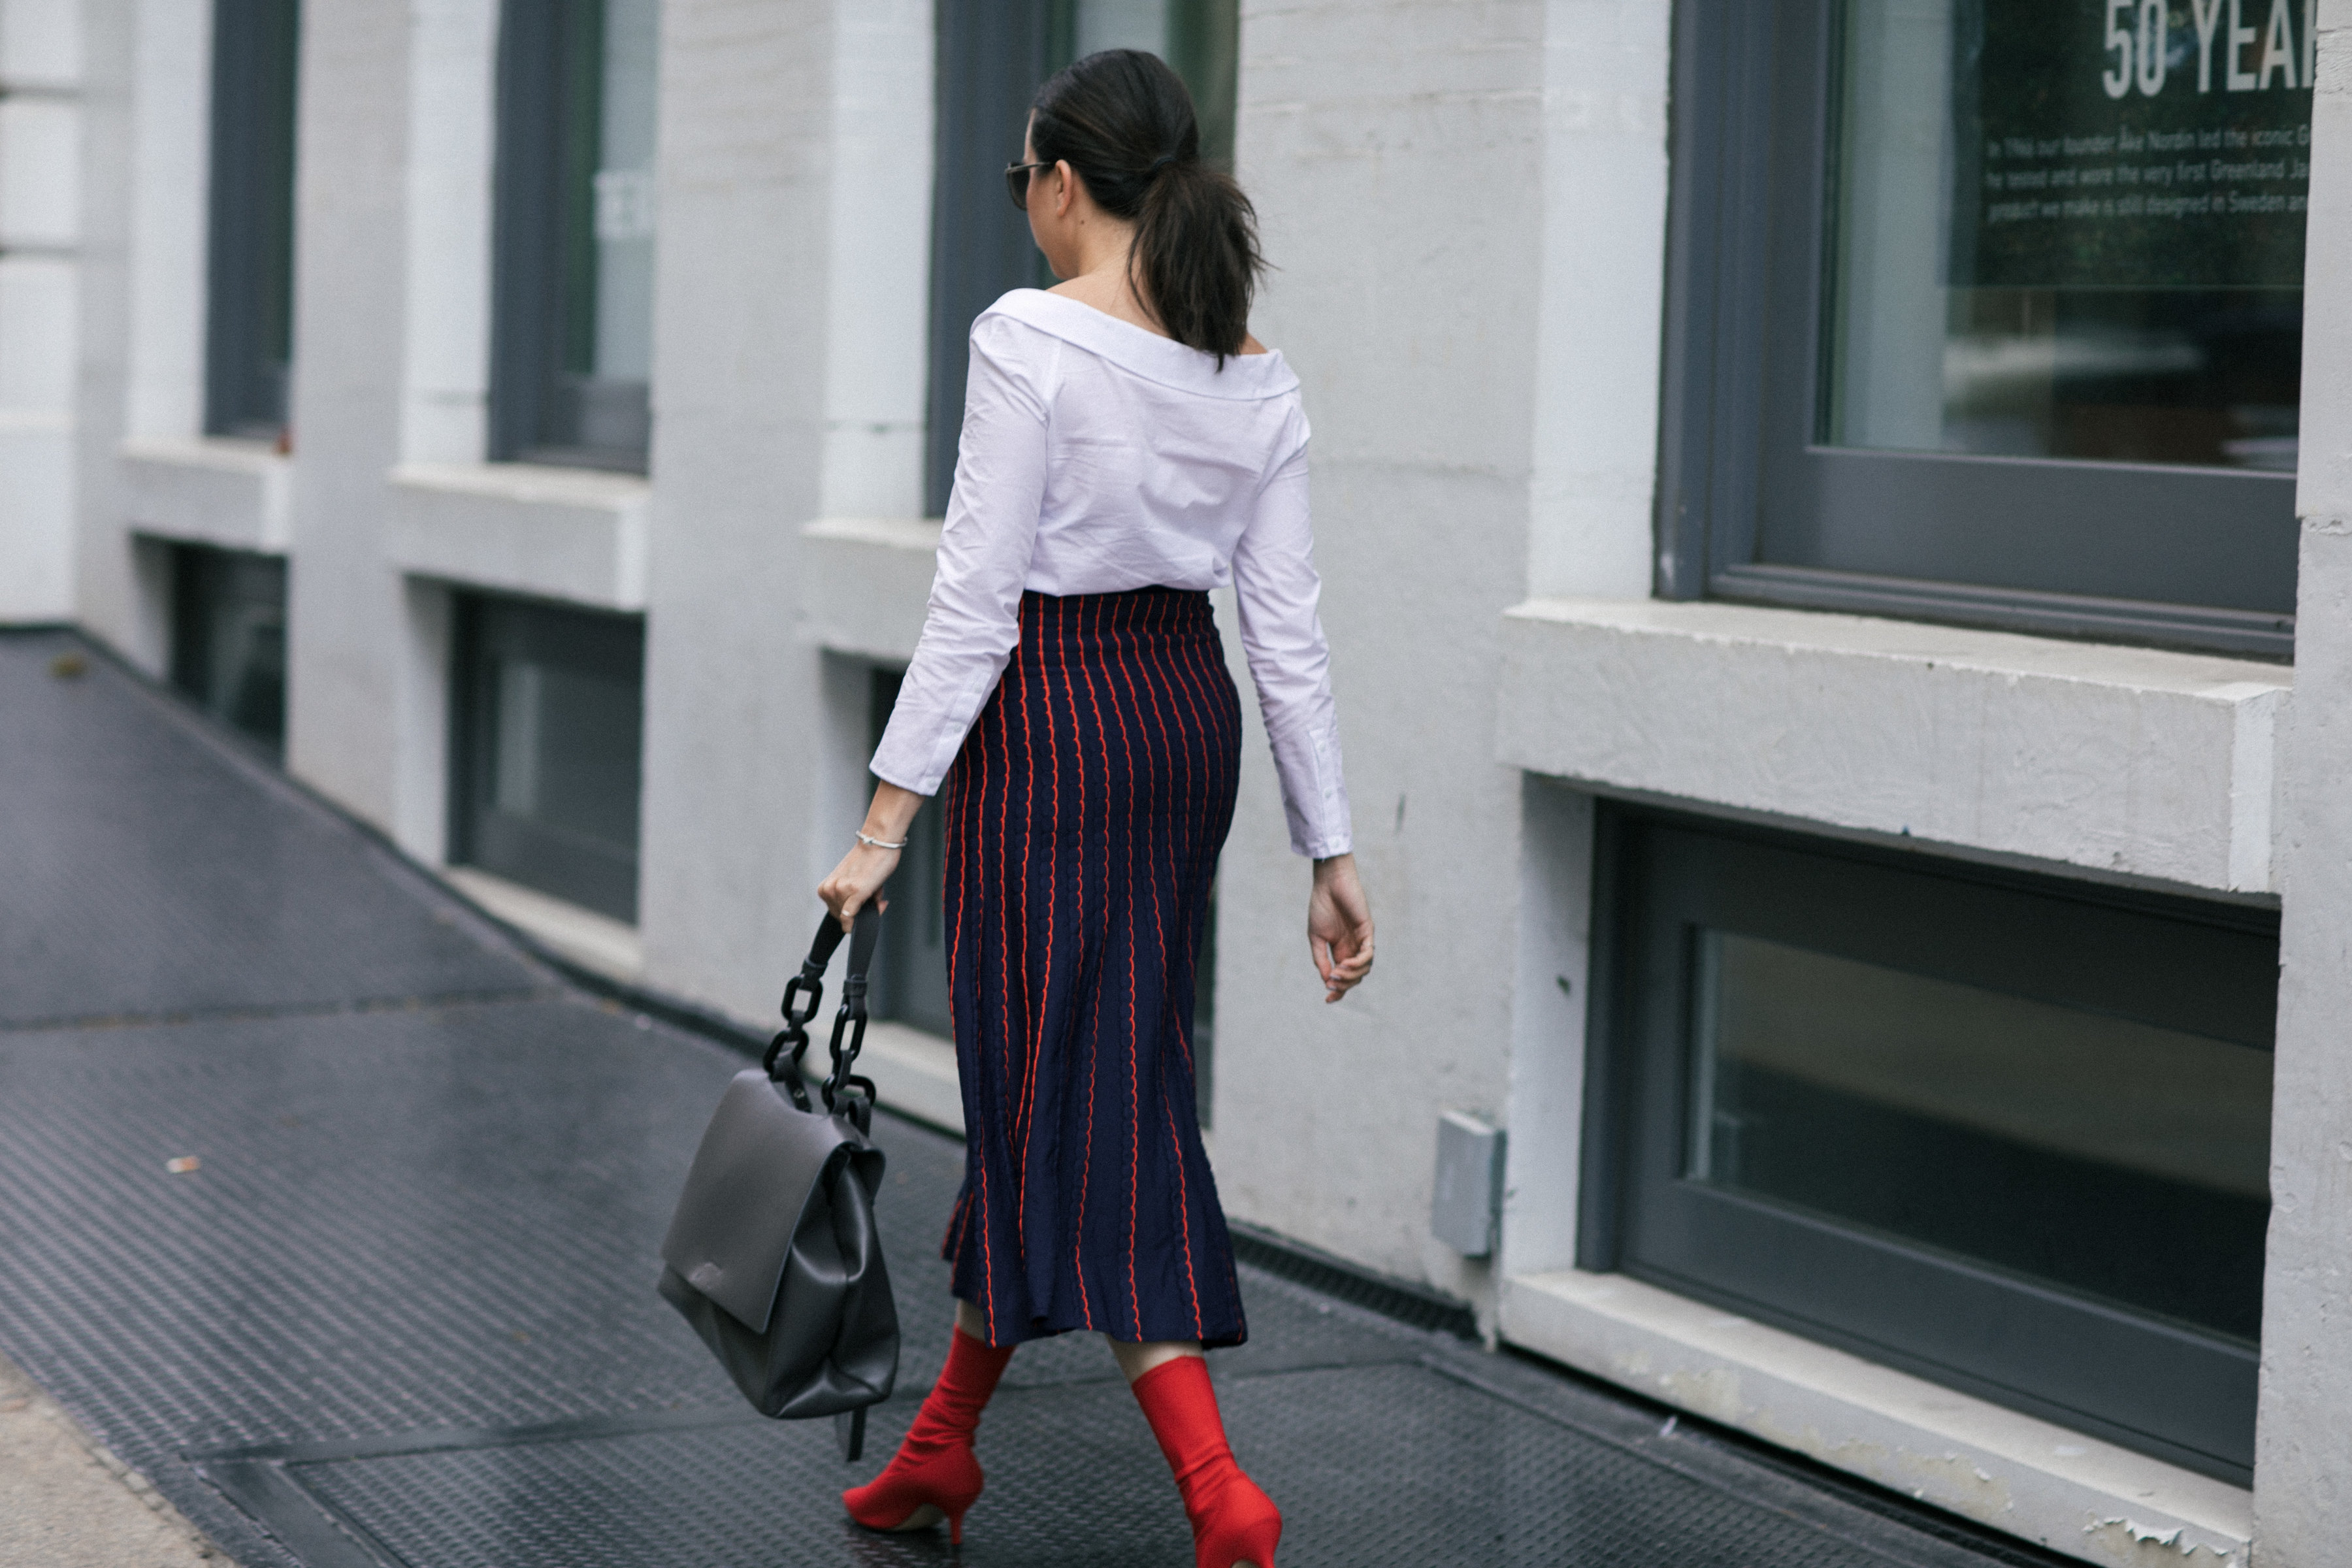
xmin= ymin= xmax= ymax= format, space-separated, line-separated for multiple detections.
xmin=939 ymin=586 xmax=1247 ymax=1348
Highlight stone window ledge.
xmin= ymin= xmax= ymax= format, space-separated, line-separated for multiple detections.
xmin=387 ymin=461 xmax=651 ymax=611
xmin=1497 ymin=598 xmax=2291 ymax=896
xmin=798 ymin=516 xmax=939 ymax=664
xmin=1500 ymin=1269 xmax=2249 ymax=1568
xmin=442 ymin=865 xmax=641 ymax=983
xmin=121 ymin=436 xmax=292 ymax=554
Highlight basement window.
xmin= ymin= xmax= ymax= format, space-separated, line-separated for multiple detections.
xmin=451 ymin=595 xmax=645 ymax=923
xmin=1588 ymin=804 xmax=2276 ymax=1484
xmin=169 ymin=544 xmax=288 ymax=756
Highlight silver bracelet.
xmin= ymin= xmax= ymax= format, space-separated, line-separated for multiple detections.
xmin=855 ymin=830 xmax=907 ymax=852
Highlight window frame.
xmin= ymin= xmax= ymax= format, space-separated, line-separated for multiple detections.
xmin=203 ymin=0 xmax=301 ymax=442
xmin=1656 ymin=0 xmax=2300 ymax=660
xmin=1578 ymin=802 xmax=2277 ymax=1484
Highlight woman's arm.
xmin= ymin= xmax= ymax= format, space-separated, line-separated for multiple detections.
xmin=1231 ymin=419 xmax=1372 ymax=998
xmin=1309 ymin=853 xmax=1375 ymax=1002
xmin=866 ymin=314 xmax=1054 ymax=797
xmin=831 ymin=316 xmax=1053 ymax=924
xmin=1229 ymin=448 xmax=1351 ymax=860
xmin=817 ymin=780 xmax=924 ymax=930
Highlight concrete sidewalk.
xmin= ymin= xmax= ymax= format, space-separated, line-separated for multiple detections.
xmin=0 ymin=630 xmax=2063 ymax=1568
xmin=0 ymin=1351 xmax=225 ymax=1567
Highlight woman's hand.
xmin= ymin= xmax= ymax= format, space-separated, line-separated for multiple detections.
xmin=819 ymin=781 xmax=924 ymax=931
xmin=1308 ymin=853 xmax=1374 ymax=1003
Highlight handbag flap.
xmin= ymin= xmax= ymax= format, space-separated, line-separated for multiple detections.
xmin=659 ymin=1068 xmax=877 ymax=1334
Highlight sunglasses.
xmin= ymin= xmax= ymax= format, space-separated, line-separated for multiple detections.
xmin=1005 ymin=160 xmax=1050 ymax=211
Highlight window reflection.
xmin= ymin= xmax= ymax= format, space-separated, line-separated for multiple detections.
xmin=1688 ymin=930 xmax=2272 ymax=1341
xmin=495 ymin=0 xmax=660 ymax=471
xmin=455 ymin=597 xmax=644 ymax=922
xmin=1054 ymin=0 xmax=1239 ymax=167
xmin=1823 ymin=0 xmax=2309 ymax=471
xmin=170 ymin=546 xmax=289 ymax=756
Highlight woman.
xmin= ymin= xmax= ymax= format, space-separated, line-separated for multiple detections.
xmin=819 ymin=48 xmax=1371 ymax=1568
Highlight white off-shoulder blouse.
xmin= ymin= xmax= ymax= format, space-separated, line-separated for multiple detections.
xmin=868 ymin=289 xmax=1351 ymax=859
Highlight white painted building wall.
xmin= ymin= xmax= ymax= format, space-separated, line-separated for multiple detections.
xmin=0 ymin=0 xmax=84 ymax=624
xmin=2255 ymin=5 xmax=2352 ymax=1560
xmin=16 ymin=0 xmax=2352 ymax=1561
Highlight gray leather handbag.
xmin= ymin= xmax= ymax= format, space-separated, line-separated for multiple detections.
xmin=657 ymin=907 xmax=900 ymax=1459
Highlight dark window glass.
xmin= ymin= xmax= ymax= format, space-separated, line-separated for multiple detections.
xmin=169 ymin=545 xmax=288 ymax=755
xmin=491 ymin=0 xmax=660 ymax=473
xmin=1048 ymin=0 xmax=1239 ymax=165
xmin=926 ymin=0 xmax=1239 ymax=514
xmin=452 ymin=596 xmax=644 ymax=922
xmin=204 ymin=0 xmax=301 ymax=441
xmin=1660 ymin=1 xmax=2306 ymax=658
xmin=1589 ymin=806 xmax=2277 ymax=1482
xmin=868 ymin=669 xmax=953 ymax=1039
xmin=1689 ymin=931 xmax=2269 ymax=1339
xmin=1824 ymin=0 xmax=2308 ymax=469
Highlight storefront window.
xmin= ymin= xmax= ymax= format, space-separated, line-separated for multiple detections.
xmin=1825 ymin=0 xmax=2310 ymax=470
xmin=490 ymin=0 xmax=661 ymax=472
xmin=1659 ymin=1 xmax=2306 ymax=657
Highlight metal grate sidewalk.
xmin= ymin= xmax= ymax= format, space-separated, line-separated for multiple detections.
xmin=0 ymin=632 xmax=2065 ymax=1568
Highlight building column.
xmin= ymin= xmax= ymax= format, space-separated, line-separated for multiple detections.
xmin=280 ymin=0 xmax=414 ymax=825
xmin=2254 ymin=2 xmax=2352 ymax=1560
xmin=2 ymin=0 xmax=86 ymax=627
xmin=632 ymin=0 xmax=837 ymax=1019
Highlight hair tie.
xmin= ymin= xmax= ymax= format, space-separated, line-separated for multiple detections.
xmin=1147 ymin=153 xmax=1178 ymax=175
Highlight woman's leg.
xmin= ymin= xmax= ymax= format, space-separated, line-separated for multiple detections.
xmin=841 ymin=1299 xmax=1015 ymax=1544
xmin=1108 ymin=1337 xmax=1202 ymax=1384
xmin=1117 ymin=1338 xmax=1282 ymax=1568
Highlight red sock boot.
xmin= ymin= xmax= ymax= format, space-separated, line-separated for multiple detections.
xmin=842 ymin=1326 xmax=1015 ymax=1544
xmin=1130 ymin=1356 xmax=1282 ymax=1568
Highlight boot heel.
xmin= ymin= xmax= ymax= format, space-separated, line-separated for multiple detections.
xmin=1196 ymin=1473 xmax=1281 ymax=1567
xmin=1130 ymin=1358 xmax=1286 ymax=1568
xmin=840 ymin=1326 xmax=1013 ymax=1545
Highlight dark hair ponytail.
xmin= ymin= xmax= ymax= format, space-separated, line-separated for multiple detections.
xmin=1030 ymin=50 xmax=1265 ymax=362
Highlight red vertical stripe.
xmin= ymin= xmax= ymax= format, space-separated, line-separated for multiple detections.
xmin=1071 ymin=592 xmax=1115 ymax=1333
xmin=960 ymin=692 xmax=1002 ymax=1341
xmin=941 ymin=589 xmax=1247 ymax=1348
xmin=1011 ymin=609 xmax=1038 ymax=1224
xmin=1117 ymin=595 xmax=1205 ymax=1336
